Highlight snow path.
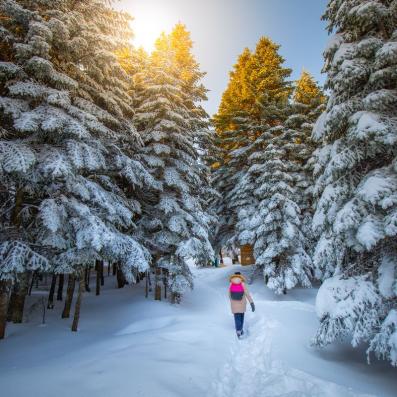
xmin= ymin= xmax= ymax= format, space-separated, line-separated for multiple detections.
xmin=211 ymin=318 xmax=372 ymax=397
xmin=0 ymin=265 xmax=396 ymax=397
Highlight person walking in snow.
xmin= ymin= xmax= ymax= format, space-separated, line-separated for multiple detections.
xmin=228 ymin=272 xmax=255 ymax=338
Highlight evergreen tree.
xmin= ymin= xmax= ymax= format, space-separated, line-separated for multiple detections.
xmin=133 ymin=29 xmax=213 ymax=302
xmin=213 ymin=37 xmax=292 ymax=249
xmin=289 ymin=71 xmax=326 ymax=258
xmin=312 ymin=0 xmax=397 ymax=366
xmin=212 ymin=111 xmax=254 ymax=251
xmin=233 ymin=71 xmax=324 ymax=292
xmin=214 ymin=48 xmax=253 ymax=134
xmin=240 ymin=105 xmax=313 ymax=293
xmin=0 ymin=0 xmax=153 ymax=334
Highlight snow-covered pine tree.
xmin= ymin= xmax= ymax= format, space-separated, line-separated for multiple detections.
xmin=312 ymin=0 xmax=397 ymax=365
xmin=0 ymin=0 xmax=154 ymax=332
xmin=212 ymin=49 xmax=254 ymax=251
xmin=212 ymin=111 xmax=254 ymax=252
xmin=133 ymin=31 xmax=214 ymax=302
xmin=241 ymin=100 xmax=314 ymax=294
xmin=213 ymin=38 xmax=292 ymax=252
xmin=287 ymin=71 xmax=326 ymax=258
xmin=169 ymin=24 xmax=218 ymax=267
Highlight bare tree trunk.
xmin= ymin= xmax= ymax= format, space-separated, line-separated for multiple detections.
xmin=6 ymin=285 xmax=17 ymax=321
xmin=95 ymin=261 xmax=101 ymax=296
xmin=100 ymin=262 xmax=104 ymax=286
xmin=148 ymin=270 xmax=152 ymax=291
xmin=11 ymin=272 xmax=29 ymax=323
xmin=219 ymin=249 xmax=224 ymax=265
xmin=84 ymin=268 xmax=91 ymax=292
xmin=28 ymin=272 xmax=36 ymax=296
xmin=47 ymin=275 xmax=57 ymax=309
xmin=107 ymin=262 xmax=110 ymax=276
xmin=145 ymin=270 xmax=149 ymax=298
xmin=163 ymin=269 xmax=168 ymax=299
xmin=112 ymin=263 xmax=116 ymax=276
xmin=57 ymin=274 xmax=64 ymax=301
xmin=62 ymin=275 xmax=75 ymax=318
xmin=116 ymin=264 xmax=126 ymax=289
xmin=0 ymin=281 xmax=10 ymax=339
xmin=71 ymin=273 xmax=84 ymax=332
xmin=155 ymin=268 xmax=162 ymax=301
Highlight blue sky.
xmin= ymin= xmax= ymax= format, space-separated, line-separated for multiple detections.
xmin=115 ymin=0 xmax=330 ymax=116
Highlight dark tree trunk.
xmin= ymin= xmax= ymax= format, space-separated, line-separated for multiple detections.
xmin=57 ymin=274 xmax=64 ymax=301
xmin=145 ymin=270 xmax=149 ymax=298
xmin=112 ymin=263 xmax=116 ymax=276
xmin=116 ymin=265 xmax=126 ymax=289
xmin=100 ymin=262 xmax=104 ymax=286
xmin=95 ymin=261 xmax=101 ymax=296
xmin=6 ymin=285 xmax=17 ymax=321
xmin=47 ymin=275 xmax=57 ymax=309
xmin=154 ymin=268 xmax=162 ymax=301
xmin=0 ymin=281 xmax=10 ymax=339
xmin=84 ymin=268 xmax=91 ymax=292
xmin=107 ymin=262 xmax=110 ymax=276
xmin=62 ymin=275 xmax=75 ymax=318
xmin=219 ymin=249 xmax=224 ymax=265
xmin=28 ymin=272 xmax=36 ymax=296
xmin=71 ymin=273 xmax=84 ymax=332
xmin=148 ymin=269 xmax=152 ymax=291
xmin=11 ymin=272 xmax=29 ymax=323
xmin=163 ymin=270 xmax=168 ymax=299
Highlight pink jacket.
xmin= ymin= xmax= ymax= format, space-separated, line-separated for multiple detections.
xmin=228 ymin=277 xmax=253 ymax=314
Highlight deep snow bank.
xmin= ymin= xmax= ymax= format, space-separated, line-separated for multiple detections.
xmin=0 ymin=265 xmax=396 ymax=397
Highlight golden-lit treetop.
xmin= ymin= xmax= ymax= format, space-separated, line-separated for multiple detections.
xmin=214 ymin=36 xmax=292 ymax=133
xmin=116 ymin=22 xmax=208 ymax=115
xmin=150 ymin=25 xmax=202 ymax=78
xmin=149 ymin=24 xmax=208 ymax=124
xmin=169 ymin=23 xmax=205 ymax=88
xmin=248 ymin=37 xmax=292 ymax=108
xmin=116 ymin=46 xmax=149 ymax=76
xmin=293 ymin=70 xmax=325 ymax=105
xmin=216 ymin=47 xmax=252 ymax=126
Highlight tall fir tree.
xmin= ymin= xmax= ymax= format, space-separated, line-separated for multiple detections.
xmin=213 ymin=37 xmax=292 ymax=250
xmin=289 ymin=71 xmax=326 ymax=258
xmin=133 ymin=28 xmax=214 ymax=302
xmin=239 ymin=107 xmax=313 ymax=293
xmin=0 ymin=0 xmax=153 ymax=335
xmin=233 ymin=71 xmax=324 ymax=292
xmin=311 ymin=0 xmax=397 ymax=366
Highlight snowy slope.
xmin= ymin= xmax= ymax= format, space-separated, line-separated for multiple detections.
xmin=0 ymin=265 xmax=396 ymax=397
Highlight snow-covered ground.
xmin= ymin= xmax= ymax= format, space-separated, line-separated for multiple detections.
xmin=0 ymin=264 xmax=396 ymax=397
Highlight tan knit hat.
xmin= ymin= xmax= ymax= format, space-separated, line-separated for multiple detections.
xmin=229 ymin=272 xmax=246 ymax=282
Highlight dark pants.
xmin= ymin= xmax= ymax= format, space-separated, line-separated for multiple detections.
xmin=234 ymin=313 xmax=244 ymax=332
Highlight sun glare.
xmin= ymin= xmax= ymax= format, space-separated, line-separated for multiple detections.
xmin=128 ymin=3 xmax=177 ymax=52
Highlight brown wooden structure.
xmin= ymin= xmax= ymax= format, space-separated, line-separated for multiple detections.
xmin=240 ymin=244 xmax=255 ymax=265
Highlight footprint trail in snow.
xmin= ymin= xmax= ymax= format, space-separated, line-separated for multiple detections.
xmin=210 ymin=317 xmax=374 ymax=397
